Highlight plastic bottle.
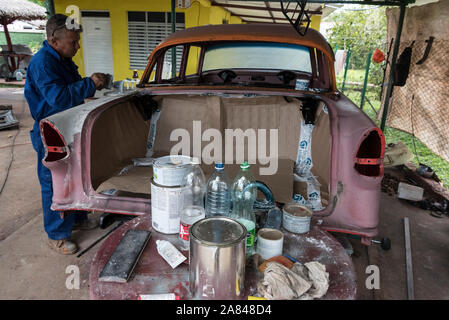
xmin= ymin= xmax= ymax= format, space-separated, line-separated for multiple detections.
xmin=182 ymin=157 xmax=206 ymax=207
xmin=205 ymin=163 xmax=231 ymax=217
xmin=179 ymin=205 xmax=205 ymax=250
xmin=230 ymin=162 xmax=257 ymax=256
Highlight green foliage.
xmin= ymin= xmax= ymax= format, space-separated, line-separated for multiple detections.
xmin=327 ymin=6 xmax=388 ymax=94
xmin=28 ymin=0 xmax=46 ymax=7
xmin=0 ymin=32 xmax=45 ymax=52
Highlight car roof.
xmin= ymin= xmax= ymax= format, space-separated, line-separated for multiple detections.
xmin=141 ymin=23 xmax=336 ymax=90
xmin=156 ymin=23 xmax=334 ymax=62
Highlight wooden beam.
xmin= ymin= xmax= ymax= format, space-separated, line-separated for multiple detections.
xmin=243 ymin=20 xmax=289 ymax=24
xmin=265 ymin=1 xmax=275 ymax=24
xmin=211 ymin=1 xmax=322 ymax=15
xmin=236 ymin=13 xmax=289 ymax=21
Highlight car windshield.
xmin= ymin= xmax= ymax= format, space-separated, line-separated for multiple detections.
xmin=202 ymin=42 xmax=312 ymax=73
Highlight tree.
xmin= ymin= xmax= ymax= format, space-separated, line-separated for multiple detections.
xmin=326 ymin=6 xmax=387 ymax=88
xmin=28 ymin=0 xmax=46 ymax=7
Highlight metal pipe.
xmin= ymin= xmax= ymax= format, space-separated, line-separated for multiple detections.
xmin=45 ymin=0 xmax=55 ymax=18
xmin=171 ymin=0 xmax=177 ymax=79
xmin=341 ymin=47 xmax=351 ymax=93
xmin=360 ymin=50 xmax=373 ymax=110
xmin=380 ymin=3 xmax=407 ymax=131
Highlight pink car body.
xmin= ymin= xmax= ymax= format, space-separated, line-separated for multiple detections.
xmin=40 ymin=24 xmax=385 ymax=244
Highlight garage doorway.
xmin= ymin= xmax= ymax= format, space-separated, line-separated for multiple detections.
xmin=81 ymin=11 xmax=114 ymax=76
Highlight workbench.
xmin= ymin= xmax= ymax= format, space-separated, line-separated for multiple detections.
xmin=89 ymin=214 xmax=357 ymax=300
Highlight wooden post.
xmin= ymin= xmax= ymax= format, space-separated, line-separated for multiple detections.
xmin=1 ymin=19 xmax=17 ymax=73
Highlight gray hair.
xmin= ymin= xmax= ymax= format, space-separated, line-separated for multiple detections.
xmin=46 ymin=14 xmax=82 ymax=40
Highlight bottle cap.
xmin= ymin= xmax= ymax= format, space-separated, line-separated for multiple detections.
xmin=215 ymin=163 xmax=224 ymax=170
xmin=240 ymin=161 xmax=250 ymax=170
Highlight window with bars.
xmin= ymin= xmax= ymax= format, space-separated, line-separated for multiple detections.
xmin=128 ymin=11 xmax=185 ymax=70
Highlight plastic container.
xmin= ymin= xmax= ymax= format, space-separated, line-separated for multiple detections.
xmin=179 ymin=205 xmax=205 ymax=250
xmin=256 ymin=228 xmax=284 ymax=260
xmin=205 ymin=163 xmax=231 ymax=217
xmin=230 ymin=162 xmax=257 ymax=256
xmin=264 ymin=207 xmax=282 ymax=229
xmin=181 ymin=158 xmax=206 ymax=207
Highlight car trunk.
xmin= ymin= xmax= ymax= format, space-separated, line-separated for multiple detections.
xmin=90 ymin=93 xmax=331 ymax=209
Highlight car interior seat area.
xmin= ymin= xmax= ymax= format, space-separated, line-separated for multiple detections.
xmin=91 ymin=93 xmax=331 ymax=209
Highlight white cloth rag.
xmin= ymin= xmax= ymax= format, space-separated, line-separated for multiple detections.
xmin=257 ymin=261 xmax=329 ymax=300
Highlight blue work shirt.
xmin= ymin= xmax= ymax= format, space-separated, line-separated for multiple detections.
xmin=25 ymin=40 xmax=96 ymax=148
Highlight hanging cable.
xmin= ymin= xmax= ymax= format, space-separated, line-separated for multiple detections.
xmin=410 ymin=94 xmax=420 ymax=164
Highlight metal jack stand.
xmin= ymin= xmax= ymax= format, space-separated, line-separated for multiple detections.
xmin=371 ymin=237 xmax=391 ymax=251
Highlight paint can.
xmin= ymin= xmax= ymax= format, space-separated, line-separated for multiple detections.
xmin=282 ymin=203 xmax=313 ymax=234
xmin=256 ymin=228 xmax=284 ymax=260
xmin=151 ymin=178 xmax=188 ymax=234
xmin=153 ymin=155 xmax=192 ymax=187
xmin=189 ymin=217 xmax=246 ymax=300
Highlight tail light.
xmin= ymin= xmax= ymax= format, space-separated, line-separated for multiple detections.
xmin=41 ymin=121 xmax=68 ymax=162
xmin=354 ymin=129 xmax=385 ymax=177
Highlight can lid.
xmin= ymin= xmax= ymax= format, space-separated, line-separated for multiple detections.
xmin=190 ymin=217 xmax=246 ymax=246
xmin=215 ymin=163 xmax=224 ymax=170
xmin=240 ymin=161 xmax=250 ymax=170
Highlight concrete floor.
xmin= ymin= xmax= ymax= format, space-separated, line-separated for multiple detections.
xmin=0 ymin=87 xmax=448 ymax=300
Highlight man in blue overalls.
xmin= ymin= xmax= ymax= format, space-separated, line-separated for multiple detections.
xmin=25 ymin=14 xmax=105 ymax=254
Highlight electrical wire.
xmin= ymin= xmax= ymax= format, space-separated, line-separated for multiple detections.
xmin=410 ymin=94 xmax=420 ymax=164
xmin=0 ymin=98 xmax=25 ymax=196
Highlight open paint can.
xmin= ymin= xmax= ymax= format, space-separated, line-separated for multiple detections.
xmin=153 ymin=155 xmax=191 ymax=187
xmin=189 ymin=217 xmax=246 ymax=300
xmin=282 ymin=203 xmax=313 ymax=234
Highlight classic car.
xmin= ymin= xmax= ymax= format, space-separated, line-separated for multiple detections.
xmin=40 ymin=24 xmax=385 ymax=245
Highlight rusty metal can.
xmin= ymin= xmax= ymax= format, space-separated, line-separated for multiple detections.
xmin=282 ymin=203 xmax=313 ymax=234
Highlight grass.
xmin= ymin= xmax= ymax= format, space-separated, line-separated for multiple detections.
xmin=339 ymin=70 xmax=449 ymax=189
xmin=0 ymin=31 xmax=45 ymax=53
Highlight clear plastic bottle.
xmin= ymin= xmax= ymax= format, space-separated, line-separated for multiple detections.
xmin=230 ymin=162 xmax=257 ymax=256
xmin=179 ymin=205 xmax=205 ymax=250
xmin=205 ymin=163 xmax=231 ymax=217
xmin=182 ymin=157 xmax=206 ymax=207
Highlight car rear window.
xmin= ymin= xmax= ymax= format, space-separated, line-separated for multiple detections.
xmin=202 ymin=42 xmax=312 ymax=73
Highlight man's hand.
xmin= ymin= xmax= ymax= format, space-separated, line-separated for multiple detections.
xmin=90 ymin=73 xmax=106 ymax=90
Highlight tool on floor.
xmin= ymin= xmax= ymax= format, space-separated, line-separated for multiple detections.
xmin=98 ymin=212 xmax=135 ymax=229
xmin=99 ymin=229 xmax=151 ymax=283
xmin=76 ymin=221 xmax=124 ymax=258
xmin=404 ymin=217 xmax=414 ymax=300
xmin=0 ymin=105 xmax=19 ymax=130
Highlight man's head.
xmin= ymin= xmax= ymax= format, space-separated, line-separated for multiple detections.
xmin=46 ymin=14 xmax=82 ymax=59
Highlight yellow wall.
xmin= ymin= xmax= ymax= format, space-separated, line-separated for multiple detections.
xmin=54 ymin=0 xmax=322 ymax=80
xmin=54 ymin=0 xmax=242 ymax=80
